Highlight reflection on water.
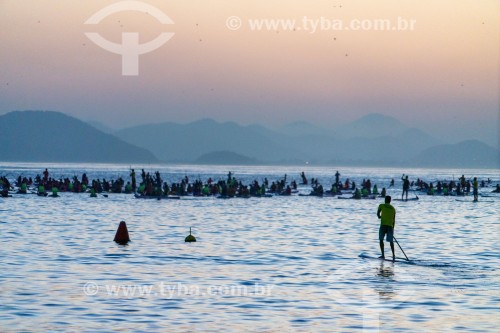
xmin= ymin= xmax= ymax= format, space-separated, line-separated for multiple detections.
xmin=377 ymin=261 xmax=395 ymax=279
xmin=0 ymin=164 xmax=499 ymax=332
xmin=376 ymin=262 xmax=395 ymax=299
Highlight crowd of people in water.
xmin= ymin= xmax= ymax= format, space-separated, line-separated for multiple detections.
xmin=1 ymin=168 xmax=498 ymax=200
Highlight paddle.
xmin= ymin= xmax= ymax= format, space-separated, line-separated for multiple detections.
xmin=393 ymin=236 xmax=410 ymax=261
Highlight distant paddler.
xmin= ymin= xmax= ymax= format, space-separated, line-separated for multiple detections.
xmin=335 ymin=170 xmax=340 ymax=188
xmin=50 ymin=186 xmax=59 ymax=197
xmin=130 ymin=169 xmax=136 ymax=191
xmin=311 ymin=184 xmax=323 ymax=196
xmin=0 ymin=189 xmax=9 ymax=197
xmin=344 ymin=178 xmax=350 ymax=190
xmin=300 ymin=171 xmax=308 ymax=185
xmin=330 ymin=183 xmax=338 ymax=195
xmin=459 ymin=175 xmax=466 ymax=192
xmin=377 ymin=195 xmax=396 ymax=261
xmin=401 ymin=174 xmax=410 ymax=201
xmin=124 ymin=182 xmax=133 ymax=194
xmin=473 ymin=177 xmax=479 ymax=202
xmin=138 ymin=183 xmax=145 ymax=195
xmin=19 ymin=182 xmax=28 ymax=194
xmin=1 ymin=176 xmax=12 ymax=191
xmin=284 ymin=185 xmax=292 ymax=195
xmin=38 ymin=184 xmax=46 ymax=196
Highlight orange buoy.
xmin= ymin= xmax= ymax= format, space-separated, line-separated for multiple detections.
xmin=114 ymin=221 xmax=130 ymax=244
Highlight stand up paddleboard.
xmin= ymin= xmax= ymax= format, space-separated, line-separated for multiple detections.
xmin=358 ymin=253 xmax=410 ymax=263
xmin=394 ymin=196 xmax=419 ymax=202
xmin=455 ymin=199 xmax=494 ymax=203
xmin=134 ymin=194 xmax=181 ymax=200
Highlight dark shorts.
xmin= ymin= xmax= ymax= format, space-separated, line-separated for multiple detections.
xmin=379 ymin=225 xmax=394 ymax=242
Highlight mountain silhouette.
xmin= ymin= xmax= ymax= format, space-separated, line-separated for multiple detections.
xmin=115 ymin=119 xmax=295 ymax=163
xmin=2 ymin=110 xmax=496 ymax=168
xmin=409 ymin=140 xmax=499 ymax=168
xmin=0 ymin=111 xmax=158 ymax=163
xmin=335 ymin=113 xmax=408 ymax=139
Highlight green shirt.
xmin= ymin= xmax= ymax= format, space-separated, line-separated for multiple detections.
xmin=378 ymin=203 xmax=396 ymax=227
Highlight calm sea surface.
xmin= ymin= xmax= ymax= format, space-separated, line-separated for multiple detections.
xmin=1 ymin=163 xmax=499 ymax=332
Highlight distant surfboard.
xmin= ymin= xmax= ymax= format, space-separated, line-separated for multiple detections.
xmin=394 ymin=196 xmax=419 ymax=202
xmin=456 ymin=199 xmax=494 ymax=203
xmin=134 ymin=194 xmax=180 ymax=200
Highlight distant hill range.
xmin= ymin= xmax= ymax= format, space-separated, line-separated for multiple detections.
xmin=410 ymin=140 xmax=500 ymax=168
xmin=0 ymin=111 xmax=157 ymax=163
xmin=1 ymin=110 xmax=498 ymax=168
xmin=113 ymin=113 xmax=498 ymax=168
xmin=115 ymin=119 xmax=295 ymax=163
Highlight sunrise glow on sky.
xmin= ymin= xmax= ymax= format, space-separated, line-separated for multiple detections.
xmin=0 ymin=0 xmax=498 ymax=144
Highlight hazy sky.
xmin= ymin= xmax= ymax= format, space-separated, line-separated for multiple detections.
xmin=0 ymin=0 xmax=498 ymax=145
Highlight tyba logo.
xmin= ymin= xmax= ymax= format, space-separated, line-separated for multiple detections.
xmin=85 ymin=1 xmax=174 ymax=76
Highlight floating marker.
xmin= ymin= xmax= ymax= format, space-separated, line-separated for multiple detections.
xmin=114 ymin=221 xmax=130 ymax=244
xmin=185 ymin=227 xmax=196 ymax=242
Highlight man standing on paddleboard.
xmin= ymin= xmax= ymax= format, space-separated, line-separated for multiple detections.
xmin=473 ymin=177 xmax=479 ymax=202
xmin=401 ymin=174 xmax=410 ymax=201
xmin=377 ymin=196 xmax=396 ymax=261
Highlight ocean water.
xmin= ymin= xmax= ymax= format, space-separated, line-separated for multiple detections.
xmin=1 ymin=163 xmax=499 ymax=333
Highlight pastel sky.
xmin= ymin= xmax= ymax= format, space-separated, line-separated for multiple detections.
xmin=0 ymin=0 xmax=498 ymax=145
